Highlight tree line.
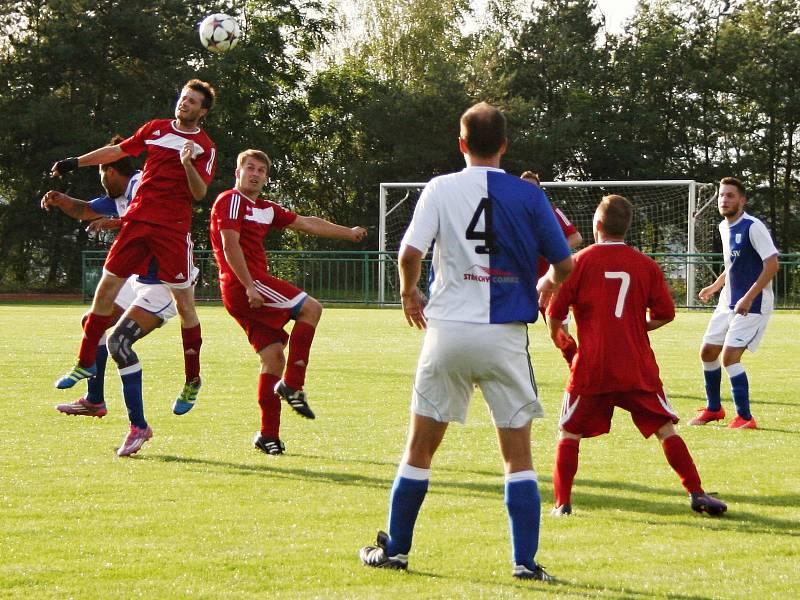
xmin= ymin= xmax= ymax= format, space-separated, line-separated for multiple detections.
xmin=0 ymin=0 xmax=797 ymax=291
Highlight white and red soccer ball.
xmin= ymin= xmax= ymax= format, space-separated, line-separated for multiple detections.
xmin=199 ymin=13 xmax=240 ymax=53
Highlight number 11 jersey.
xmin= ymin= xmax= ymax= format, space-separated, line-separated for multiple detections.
xmin=401 ymin=166 xmax=571 ymax=324
xmin=548 ymin=242 xmax=676 ymax=395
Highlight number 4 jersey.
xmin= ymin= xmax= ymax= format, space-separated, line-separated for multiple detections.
xmin=401 ymin=166 xmax=571 ymax=324
xmin=548 ymin=241 xmax=676 ymax=395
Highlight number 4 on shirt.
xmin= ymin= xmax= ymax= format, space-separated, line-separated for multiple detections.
xmin=466 ymin=197 xmax=496 ymax=254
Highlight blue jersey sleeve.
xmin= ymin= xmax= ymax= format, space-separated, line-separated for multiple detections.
xmin=87 ymin=195 xmax=119 ymax=218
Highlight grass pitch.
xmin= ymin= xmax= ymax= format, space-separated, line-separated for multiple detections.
xmin=0 ymin=304 xmax=798 ymax=599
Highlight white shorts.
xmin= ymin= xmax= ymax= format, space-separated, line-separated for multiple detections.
xmin=112 ymin=276 xmax=177 ymax=322
xmin=411 ymin=319 xmax=543 ymax=428
xmin=702 ymin=307 xmax=771 ymax=352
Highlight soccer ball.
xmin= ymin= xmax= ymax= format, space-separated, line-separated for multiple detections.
xmin=199 ymin=13 xmax=240 ymax=53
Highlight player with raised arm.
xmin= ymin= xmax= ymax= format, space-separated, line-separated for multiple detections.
xmin=521 ymin=170 xmax=582 ymax=365
xmin=546 ymin=195 xmax=727 ymax=517
xmin=50 ymin=79 xmax=217 ymax=415
xmin=42 ymin=145 xmax=193 ymax=456
xmin=210 ymin=149 xmax=366 ymax=455
xmin=359 ymin=103 xmax=573 ymax=581
xmin=691 ymin=177 xmax=779 ymax=429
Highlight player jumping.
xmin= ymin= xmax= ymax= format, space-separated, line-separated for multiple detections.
xmin=209 ymin=149 xmax=366 ymax=455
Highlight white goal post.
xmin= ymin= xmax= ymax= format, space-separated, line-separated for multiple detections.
xmin=379 ymin=180 xmax=720 ymax=307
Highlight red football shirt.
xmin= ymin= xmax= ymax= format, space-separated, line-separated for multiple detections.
xmin=537 ymin=205 xmax=579 ymax=277
xmin=547 ymin=242 xmax=675 ymax=395
xmin=119 ymin=119 xmax=216 ymax=233
xmin=209 ymin=189 xmax=297 ymax=286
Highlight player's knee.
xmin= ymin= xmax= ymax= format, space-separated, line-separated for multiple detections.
xmin=699 ymin=344 xmax=720 ymax=362
xmin=299 ymin=297 xmax=323 ymax=324
xmin=106 ymin=318 xmax=144 ymax=369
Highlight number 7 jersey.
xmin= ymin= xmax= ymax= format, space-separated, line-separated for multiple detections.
xmin=401 ymin=166 xmax=571 ymax=324
xmin=548 ymin=241 xmax=676 ymax=395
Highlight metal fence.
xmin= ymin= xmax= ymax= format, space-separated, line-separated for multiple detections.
xmin=82 ymin=250 xmax=800 ymax=309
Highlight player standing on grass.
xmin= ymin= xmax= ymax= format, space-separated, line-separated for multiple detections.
xmin=545 ymin=194 xmax=727 ymax=517
xmin=359 ymin=102 xmax=572 ymax=581
xmin=520 ymin=170 xmax=582 ymax=365
xmin=50 ymin=80 xmax=217 ymax=423
xmin=691 ymin=177 xmax=779 ymax=429
xmin=209 ymin=149 xmax=366 ymax=455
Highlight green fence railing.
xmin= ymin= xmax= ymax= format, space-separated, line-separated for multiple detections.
xmin=81 ymin=250 xmax=800 ymax=309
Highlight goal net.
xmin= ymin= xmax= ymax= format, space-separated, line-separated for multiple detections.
xmin=379 ymin=180 xmax=719 ymax=306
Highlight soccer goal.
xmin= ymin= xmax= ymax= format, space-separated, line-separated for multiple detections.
xmin=378 ymin=180 xmax=720 ymax=307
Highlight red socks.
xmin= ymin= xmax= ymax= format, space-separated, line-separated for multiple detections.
xmin=181 ymin=324 xmax=202 ymax=382
xmin=284 ymin=321 xmax=316 ymax=390
xmin=258 ymin=373 xmax=282 ymax=438
xmin=78 ymin=312 xmax=116 ymax=367
xmin=661 ymin=435 xmax=703 ymax=494
xmin=553 ymin=438 xmax=580 ymax=506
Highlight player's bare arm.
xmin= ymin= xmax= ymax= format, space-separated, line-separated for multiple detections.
xmin=698 ymin=270 xmax=726 ymax=303
xmin=547 ymin=316 xmax=572 ymax=349
xmin=220 ymin=228 xmax=263 ymax=308
xmin=180 ymin=140 xmax=208 ymax=201
xmin=734 ymin=254 xmax=779 ymax=315
xmin=40 ymin=190 xmax=104 ymax=221
xmin=567 ymin=231 xmax=582 ymax=249
xmin=85 ymin=217 xmax=122 ymax=233
xmin=536 ymin=256 xmax=574 ymax=309
xmin=646 ymin=311 xmax=674 ymax=331
xmin=288 ymin=216 xmax=367 ymax=242
xmin=398 ymin=244 xmax=427 ymax=330
xmin=51 ymin=144 xmax=126 ymax=176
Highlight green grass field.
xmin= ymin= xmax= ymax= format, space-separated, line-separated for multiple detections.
xmin=1 ymin=304 xmax=798 ymax=599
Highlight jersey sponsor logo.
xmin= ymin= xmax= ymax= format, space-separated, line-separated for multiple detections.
xmin=731 ymin=250 xmax=741 ymax=257
xmin=462 ymin=264 xmax=519 ymax=284
xmin=145 ymin=133 xmax=205 ymax=158
xmin=245 ymin=206 xmax=275 ymax=225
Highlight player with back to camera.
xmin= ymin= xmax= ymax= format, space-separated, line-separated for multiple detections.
xmin=359 ymin=102 xmax=573 ymax=581
xmin=209 ymin=149 xmax=367 ymax=455
xmin=691 ymin=177 xmax=779 ymax=429
xmin=544 ymin=194 xmax=727 ymax=516
xmin=42 ymin=138 xmax=197 ymax=456
xmin=50 ymin=80 xmax=217 ymax=425
xmin=520 ymin=170 xmax=582 ymax=365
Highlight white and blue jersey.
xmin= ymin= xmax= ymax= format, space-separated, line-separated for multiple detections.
xmin=718 ymin=212 xmax=778 ymax=314
xmin=401 ymin=166 xmax=571 ymax=324
xmin=88 ymin=171 xmax=159 ymax=285
xmin=87 ymin=171 xmax=141 ymax=220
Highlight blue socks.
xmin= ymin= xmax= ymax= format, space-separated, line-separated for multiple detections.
xmin=120 ymin=365 xmax=146 ymax=429
xmin=86 ymin=343 xmax=108 ymax=404
xmin=702 ymin=360 xmax=722 ymax=411
xmin=726 ymin=363 xmax=751 ymax=420
xmin=386 ymin=463 xmax=429 ymax=555
xmin=505 ymin=471 xmax=541 ymax=571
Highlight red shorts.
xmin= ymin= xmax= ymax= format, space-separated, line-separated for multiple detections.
xmin=104 ymin=220 xmax=194 ymax=287
xmin=222 ymin=275 xmax=307 ymax=352
xmin=559 ymin=387 xmax=679 ymax=439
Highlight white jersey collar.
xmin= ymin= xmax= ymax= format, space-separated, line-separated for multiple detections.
xmin=463 ymin=166 xmax=505 ymax=174
xmin=726 ymin=211 xmax=748 ymax=228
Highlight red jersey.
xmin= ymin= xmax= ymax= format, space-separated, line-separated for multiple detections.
xmin=547 ymin=242 xmax=675 ymax=395
xmin=209 ymin=189 xmax=297 ymax=286
xmin=119 ymin=119 xmax=216 ymax=233
xmin=537 ymin=205 xmax=579 ymax=277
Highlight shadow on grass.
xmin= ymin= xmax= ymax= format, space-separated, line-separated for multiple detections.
xmin=400 ymin=568 xmax=715 ymax=600
xmin=151 ymin=455 xmax=798 ymax=536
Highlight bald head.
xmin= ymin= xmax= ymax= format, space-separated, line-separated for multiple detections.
xmin=459 ymin=102 xmax=507 ymax=159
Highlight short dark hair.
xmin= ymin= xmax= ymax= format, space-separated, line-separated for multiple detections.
xmin=459 ymin=102 xmax=506 ymax=158
xmin=597 ymin=194 xmax=632 ymax=237
xmin=100 ymin=134 xmax=136 ymax=177
xmin=520 ymin=171 xmax=540 ymax=185
xmin=184 ymin=78 xmax=216 ymax=110
xmin=720 ymin=176 xmax=746 ymax=196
